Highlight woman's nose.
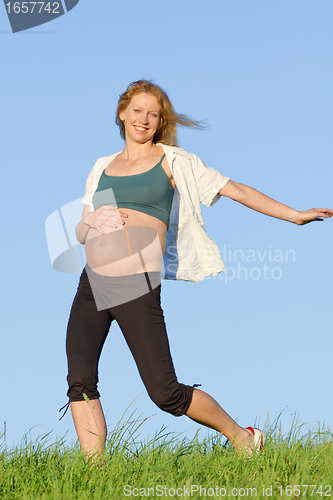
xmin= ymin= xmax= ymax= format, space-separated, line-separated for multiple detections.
xmin=140 ymin=113 xmax=149 ymax=124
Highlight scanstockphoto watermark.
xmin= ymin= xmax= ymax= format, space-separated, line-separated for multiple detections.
xmin=124 ymin=484 xmax=259 ymax=497
xmin=45 ymin=195 xmax=165 ymax=310
xmin=45 ymin=198 xmax=295 ymax=285
xmin=45 ymin=196 xmax=296 ymax=311
xmin=2 ymin=0 xmax=80 ymax=33
xmin=213 ymin=244 xmax=295 ymax=283
xmin=164 ymin=243 xmax=296 ymax=283
xmin=123 ymin=484 xmax=332 ymax=497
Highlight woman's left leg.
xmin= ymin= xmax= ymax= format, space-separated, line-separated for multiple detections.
xmin=185 ymin=389 xmax=254 ymax=452
xmin=112 ymin=281 xmax=255 ymax=453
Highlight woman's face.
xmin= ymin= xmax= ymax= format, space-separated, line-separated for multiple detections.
xmin=119 ymin=93 xmax=161 ymax=144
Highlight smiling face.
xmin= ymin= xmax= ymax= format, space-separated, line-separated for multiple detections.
xmin=119 ymin=93 xmax=162 ymax=145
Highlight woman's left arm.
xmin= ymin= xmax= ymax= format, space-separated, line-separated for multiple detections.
xmin=220 ymin=181 xmax=333 ymax=225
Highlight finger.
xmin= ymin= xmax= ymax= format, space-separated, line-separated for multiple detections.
xmin=100 ymin=215 xmax=125 ymax=224
xmin=100 ymin=219 xmax=124 ymax=227
xmin=96 ymin=222 xmax=105 ymax=235
xmin=315 ymin=213 xmax=331 ymax=219
xmin=102 ymin=205 xmax=119 ymax=212
xmin=101 ymin=206 xmax=129 ymax=217
xmin=102 ymin=210 xmax=128 ymax=220
xmin=318 ymin=209 xmax=333 ymax=215
xmin=110 ymin=208 xmax=128 ymax=218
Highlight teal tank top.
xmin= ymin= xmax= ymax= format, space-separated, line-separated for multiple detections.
xmin=92 ymin=154 xmax=174 ymax=229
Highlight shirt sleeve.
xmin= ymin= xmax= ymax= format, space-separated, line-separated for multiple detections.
xmin=192 ymin=154 xmax=230 ymax=207
xmin=81 ymin=159 xmax=100 ymax=208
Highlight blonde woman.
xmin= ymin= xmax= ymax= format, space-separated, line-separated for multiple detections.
xmin=64 ymin=80 xmax=332 ymax=459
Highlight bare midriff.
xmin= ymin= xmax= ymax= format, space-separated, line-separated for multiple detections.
xmin=85 ymin=208 xmax=167 ymax=276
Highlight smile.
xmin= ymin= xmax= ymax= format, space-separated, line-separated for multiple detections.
xmin=134 ymin=126 xmax=149 ymax=131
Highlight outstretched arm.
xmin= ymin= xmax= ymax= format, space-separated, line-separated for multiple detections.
xmin=219 ymin=181 xmax=333 ymax=225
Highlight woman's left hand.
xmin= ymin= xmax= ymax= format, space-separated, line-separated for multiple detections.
xmin=294 ymin=208 xmax=333 ymax=225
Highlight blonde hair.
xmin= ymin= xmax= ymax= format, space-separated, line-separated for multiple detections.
xmin=115 ymin=80 xmax=202 ymax=146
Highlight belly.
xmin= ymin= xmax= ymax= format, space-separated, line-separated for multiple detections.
xmin=85 ymin=208 xmax=167 ymax=276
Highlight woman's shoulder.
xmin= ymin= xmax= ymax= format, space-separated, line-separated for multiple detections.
xmin=88 ymin=152 xmax=121 ymax=176
xmin=94 ymin=151 xmax=121 ymax=166
xmin=156 ymin=143 xmax=197 ymax=161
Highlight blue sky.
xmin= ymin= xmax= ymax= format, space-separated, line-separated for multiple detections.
xmin=1 ymin=0 xmax=332 ymax=448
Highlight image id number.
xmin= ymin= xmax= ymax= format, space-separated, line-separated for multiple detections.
xmin=5 ymin=2 xmax=60 ymax=14
xmin=278 ymin=485 xmax=331 ymax=496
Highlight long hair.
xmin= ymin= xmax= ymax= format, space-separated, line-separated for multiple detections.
xmin=115 ymin=80 xmax=202 ymax=146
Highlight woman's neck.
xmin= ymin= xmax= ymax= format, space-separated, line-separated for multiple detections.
xmin=121 ymin=138 xmax=161 ymax=163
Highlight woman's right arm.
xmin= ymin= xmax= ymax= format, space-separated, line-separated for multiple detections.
xmin=76 ymin=205 xmax=93 ymax=245
xmin=76 ymin=205 xmax=128 ymax=245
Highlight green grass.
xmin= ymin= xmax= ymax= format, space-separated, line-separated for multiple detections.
xmin=0 ymin=411 xmax=332 ymax=499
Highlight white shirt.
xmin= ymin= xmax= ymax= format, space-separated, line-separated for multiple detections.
xmin=82 ymin=144 xmax=230 ymax=282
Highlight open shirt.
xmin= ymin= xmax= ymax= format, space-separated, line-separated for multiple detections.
xmin=81 ymin=143 xmax=230 ymax=282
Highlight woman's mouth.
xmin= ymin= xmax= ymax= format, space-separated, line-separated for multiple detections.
xmin=134 ymin=125 xmax=148 ymax=132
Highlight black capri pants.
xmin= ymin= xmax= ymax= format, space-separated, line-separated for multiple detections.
xmin=66 ymin=268 xmax=194 ymax=417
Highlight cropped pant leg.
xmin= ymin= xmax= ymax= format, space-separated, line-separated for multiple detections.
xmin=66 ymin=271 xmax=194 ymax=416
xmin=111 ymin=284 xmax=194 ymax=416
xmin=66 ymin=271 xmax=113 ymax=401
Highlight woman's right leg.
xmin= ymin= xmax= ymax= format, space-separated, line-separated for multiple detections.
xmin=66 ymin=271 xmax=112 ymax=459
xmin=70 ymin=399 xmax=107 ymax=458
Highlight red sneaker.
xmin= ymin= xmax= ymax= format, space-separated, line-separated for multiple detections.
xmin=246 ymin=426 xmax=266 ymax=454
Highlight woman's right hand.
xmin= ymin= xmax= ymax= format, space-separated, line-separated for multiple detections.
xmin=83 ymin=205 xmax=128 ymax=235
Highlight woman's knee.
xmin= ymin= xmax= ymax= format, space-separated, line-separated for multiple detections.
xmin=148 ymin=383 xmax=194 ymax=417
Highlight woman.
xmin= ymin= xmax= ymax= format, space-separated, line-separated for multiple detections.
xmin=65 ymin=80 xmax=332 ymax=459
